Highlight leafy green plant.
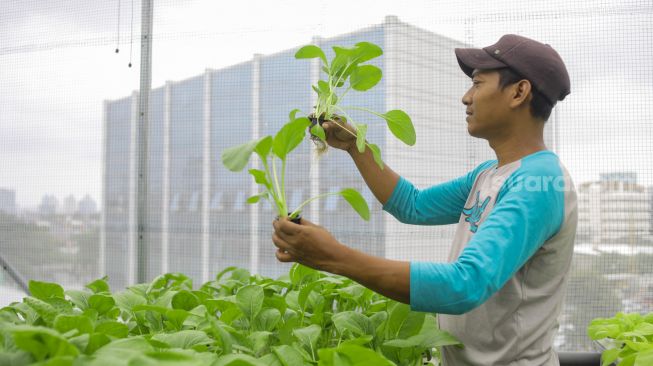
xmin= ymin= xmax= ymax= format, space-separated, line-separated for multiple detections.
xmin=0 ymin=265 xmax=461 ymax=366
xmin=221 ymin=113 xmax=369 ymax=221
xmin=588 ymin=312 xmax=653 ymax=366
xmin=294 ymin=41 xmax=416 ymax=168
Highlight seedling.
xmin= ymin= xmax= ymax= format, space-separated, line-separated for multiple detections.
xmin=221 ymin=113 xmax=370 ymax=221
xmin=295 ymin=41 xmax=416 ymax=168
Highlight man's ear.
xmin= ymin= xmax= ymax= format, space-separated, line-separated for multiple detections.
xmin=509 ymin=79 xmax=532 ymax=109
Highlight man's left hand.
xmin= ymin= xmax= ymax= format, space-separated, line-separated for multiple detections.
xmin=272 ymin=217 xmax=347 ymax=273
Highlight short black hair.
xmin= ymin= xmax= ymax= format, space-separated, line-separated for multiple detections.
xmin=495 ymin=67 xmax=554 ymax=121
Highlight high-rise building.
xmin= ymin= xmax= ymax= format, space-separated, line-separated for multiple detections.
xmin=78 ymin=195 xmax=98 ymax=216
xmin=577 ymin=172 xmax=651 ymax=244
xmin=0 ymin=188 xmax=16 ymax=216
xmin=102 ymin=16 xmax=558 ymax=289
xmin=38 ymin=195 xmax=58 ymax=216
xmin=62 ymin=195 xmax=78 ymax=216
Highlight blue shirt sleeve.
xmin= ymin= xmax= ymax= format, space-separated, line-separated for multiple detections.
xmin=409 ymin=157 xmax=566 ymax=314
xmin=383 ymin=160 xmax=497 ymax=225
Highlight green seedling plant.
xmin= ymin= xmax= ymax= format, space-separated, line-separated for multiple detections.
xmin=588 ymin=312 xmax=653 ymax=366
xmin=221 ymin=113 xmax=369 ymax=221
xmin=0 ymin=264 xmax=461 ymax=366
xmin=294 ymin=41 xmax=416 ymax=168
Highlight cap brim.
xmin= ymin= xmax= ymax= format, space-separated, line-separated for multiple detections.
xmin=455 ymin=48 xmax=507 ymax=78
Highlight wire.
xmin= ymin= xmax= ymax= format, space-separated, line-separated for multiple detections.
xmin=115 ymin=0 xmax=121 ymax=53
xmin=128 ymin=0 xmax=134 ymax=67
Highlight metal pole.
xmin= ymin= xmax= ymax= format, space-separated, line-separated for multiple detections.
xmin=0 ymin=253 xmax=30 ymax=295
xmin=137 ymin=0 xmax=153 ymax=284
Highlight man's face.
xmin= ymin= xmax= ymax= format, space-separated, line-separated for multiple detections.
xmin=461 ymin=69 xmax=512 ymax=139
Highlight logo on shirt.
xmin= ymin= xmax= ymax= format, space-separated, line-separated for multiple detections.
xmin=462 ymin=191 xmax=491 ymax=233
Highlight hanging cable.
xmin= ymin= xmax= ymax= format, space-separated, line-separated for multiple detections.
xmin=115 ymin=0 xmax=121 ymax=53
xmin=128 ymin=0 xmax=134 ymax=67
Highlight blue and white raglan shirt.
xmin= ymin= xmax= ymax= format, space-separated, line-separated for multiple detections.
xmin=383 ymin=150 xmax=578 ymax=366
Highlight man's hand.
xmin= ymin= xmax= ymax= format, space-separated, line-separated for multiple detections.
xmin=322 ymin=119 xmax=358 ymax=153
xmin=271 ymin=217 xmax=410 ymax=304
xmin=271 ymin=217 xmax=348 ymax=273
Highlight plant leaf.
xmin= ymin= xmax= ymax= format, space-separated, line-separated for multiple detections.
xmin=368 ymin=143 xmax=384 ymax=170
xmin=214 ymin=353 xmax=267 ymax=366
xmin=310 ymin=124 xmax=326 ymax=142
xmin=331 ymin=46 xmax=355 ymax=81
xmin=10 ymin=325 xmax=80 ymax=361
xmin=171 ymin=290 xmax=200 ymax=311
xmin=272 ymin=118 xmax=311 ymax=160
xmin=247 ymin=193 xmax=268 ymax=204
xmin=339 ymin=188 xmax=370 ymax=221
xmin=253 ymin=308 xmax=281 ymax=332
xmin=289 ymin=263 xmax=320 ymax=287
xmin=236 ymin=285 xmax=264 ymax=320
xmin=288 ymin=109 xmax=300 ymax=121
xmin=254 ymin=135 xmax=273 ymax=160
xmin=319 ymin=344 xmax=394 ymax=366
xmin=353 ymin=41 xmax=383 ymax=64
xmin=317 ymin=80 xmax=330 ymax=95
xmin=113 ymin=290 xmax=147 ymax=312
xmin=54 ymin=314 xmax=93 ymax=335
xmin=332 ymin=311 xmax=373 ymax=337
xmin=350 ymin=65 xmax=382 ymax=91
xmin=355 ymin=124 xmax=368 ymax=153
xmin=222 ymin=139 xmax=259 ymax=172
xmin=293 ymin=324 xmax=321 ymax=353
xmin=65 ymin=290 xmax=91 ymax=311
xmin=248 ymin=169 xmax=271 ymax=188
xmin=28 ymin=280 xmax=65 ymax=301
xmin=23 ymin=297 xmax=58 ymax=326
xmin=272 ymin=344 xmax=305 ymax=366
xmin=295 ymin=45 xmax=327 ymax=65
xmin=85 ymin=277 xmax=111 ymax=294
xmin=151 ymin=330 xmax=213 ymax=350
xmin=381 ymin=110 xmax=416 ymax=146
xmin=88 ymin=294 xmax=116 ymax=316
xmin=95 ymin=320 xmax=130 ymax=338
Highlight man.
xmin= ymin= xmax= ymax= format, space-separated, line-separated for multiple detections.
xmin=272 ymin=34 xmax=577 ymax=365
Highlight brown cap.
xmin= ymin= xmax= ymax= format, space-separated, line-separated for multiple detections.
xmin=455 ymin=34 xmax=570 ymax=105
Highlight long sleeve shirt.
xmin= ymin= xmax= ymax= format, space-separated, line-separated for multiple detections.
xmin=383 ymin=150 xmax=578 ymax=366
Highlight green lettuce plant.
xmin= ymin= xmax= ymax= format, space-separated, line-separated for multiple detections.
xmin=221 ymin=113 xmax=369 ymax=221
xmin=294 ymin=41 xmax=416 ymax=168
xmin=0 ymin=265 xmax=461 ymax=365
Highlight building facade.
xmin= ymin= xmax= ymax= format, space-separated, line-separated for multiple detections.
xmin=577 ymin=172 xmax=651 ymax=245
xmin=0 ymin=188 xmax=16 ymax=216
xmin=102 ymin=16 xmax=558 ymax=289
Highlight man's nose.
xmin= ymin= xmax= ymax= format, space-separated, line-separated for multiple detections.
xmin=462 ymin=89 xmax=472 ymax=106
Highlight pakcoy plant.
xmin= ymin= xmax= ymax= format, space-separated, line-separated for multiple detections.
xmin=0 ymin=264 xmax=462 ymax=366
xmin=221 ymin=112 xmax=369 ymax=222
xmin=294 ymin=41 xmax=416 ymax=168
xmin=588 ymin=312 xmax=653 ymax=366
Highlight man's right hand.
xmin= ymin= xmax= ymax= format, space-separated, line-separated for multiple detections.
xmin=318 ymin=116 xmax=401 ymax=206
xmin=322 ymin=119 xmax=358 ymax=153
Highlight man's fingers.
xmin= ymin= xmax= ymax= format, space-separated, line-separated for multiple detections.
xmin=299 ymin=217 xmax=316 ymax=227
xmin=275 ymin=248 xmax=294 ymax=263
xmin=271 ymin=232 xmax=292 ymax=252
xmin=273 ymin=217 xmax=301 ymax=235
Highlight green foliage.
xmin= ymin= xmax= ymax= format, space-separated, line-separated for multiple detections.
xmin=221 ymin=114 xmax=370 ymax=221
xmin=0 ymin=265 xmax=460 ymax=365
xmin=588 ymin=312 xmax=653 ymax=366
xmin=294 ymin=41 xmax=416 ymax=166
xmin=221 ymin=41 xmax=418 ymax=221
